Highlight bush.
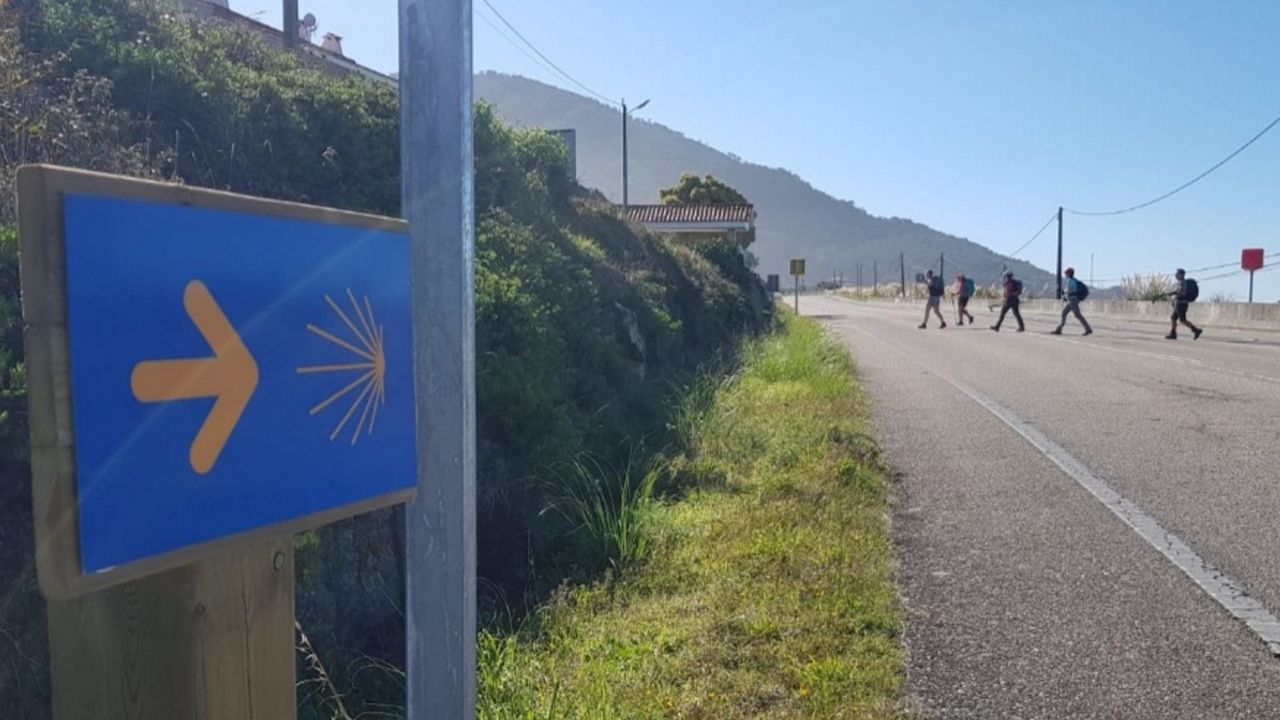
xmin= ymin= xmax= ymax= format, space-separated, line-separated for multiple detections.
xmin=1122 ymin=273 xmax=1177 ymax=301
xmin=0 ymin=2 xmax=771 ymax=715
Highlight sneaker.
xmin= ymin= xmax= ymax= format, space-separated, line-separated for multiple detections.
xmin=958 ymin=320 xmax=964 ymax=326
xmin=1016 ymin=327 xmax=1025 ymax=333
xmin=918 ymin=324 xmax=927 ymax=329
xmin=990 ymin=326 xmax=1000 ymax=332
xmin=1165 ymin=333 xmax=1177 ymax=340
xmin=940 ymin=322 xmax=947 ymax=329
xmin=1193 ymin=328 xmax=1203 ymax=340
xmin=1083 ymin=329 xmax=1093 ymax=336
xmin=1050 ymin=328 xmax=1062 ymax=335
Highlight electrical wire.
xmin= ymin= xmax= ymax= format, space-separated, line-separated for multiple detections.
xmin=478 ymin=0 xmax=618 ymax=106
xmin=475 ymin=6 xmax=569 ymax=88
xmin=1008 ymin=211 xmax=1058 ymax=257
xmin=1064 ymin=111 xmax=1280 ymax=217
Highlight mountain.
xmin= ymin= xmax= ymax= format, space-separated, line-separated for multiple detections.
xmin=475 ymin=72 xmax=1056 ymax=294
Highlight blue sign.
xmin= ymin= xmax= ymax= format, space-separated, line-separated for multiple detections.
xmin=63 ymin=194 xmax=416 ymax=572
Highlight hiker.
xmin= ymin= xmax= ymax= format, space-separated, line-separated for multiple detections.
xmin=1166 ymin=268 xmax=1203 ymax=340
xmin=954 ymin=273 xmax=975 ymax=326
xmin=1051 ymin=267 xmax=1092 ymax=336
xmin=990 ymin=270 xmax=1025 ymax=332
xmin=918 ymin=270 xmax=947 ymax=329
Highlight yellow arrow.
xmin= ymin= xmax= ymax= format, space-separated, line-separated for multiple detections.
xmin=131 ymin=280 xmax=259 ymax=475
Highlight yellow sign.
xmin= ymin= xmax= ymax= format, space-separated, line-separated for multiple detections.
xmin=131 ymin=281 xmax=260 ymax=475
xmin=790 ymin=258 xmax=806 ymax=276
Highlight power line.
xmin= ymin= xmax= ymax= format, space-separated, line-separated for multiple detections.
xmin=1008 ymin=211 xmax=1058 ymax=257
xmin=478 ymin=0 xmax=618 ymax=106
xmin=475 ymin=6 xmax=568 ymax=87
xmin=1064 ymin=110 xmax=1280 ymax=217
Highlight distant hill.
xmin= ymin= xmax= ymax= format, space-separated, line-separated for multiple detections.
xmin=475 ymin=72 xmax=1057 ymax=294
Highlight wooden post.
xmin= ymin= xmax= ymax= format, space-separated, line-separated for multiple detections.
xmin=48 ymin=541 xmax=295 ymax=720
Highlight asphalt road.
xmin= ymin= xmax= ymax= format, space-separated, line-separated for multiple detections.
xmin=806 ymin=294 xmax=1280 ymax=719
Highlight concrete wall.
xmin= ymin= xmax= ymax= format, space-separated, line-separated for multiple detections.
xmin=1018 ymin=299 xmax=1280 ymax=332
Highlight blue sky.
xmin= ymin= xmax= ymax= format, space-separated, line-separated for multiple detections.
xmin=233 ymin=1 xmax=1280 ymax=300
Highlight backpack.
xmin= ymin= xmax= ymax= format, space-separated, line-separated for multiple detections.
xmin=1011 ymin=279 xmax=1023 ymax=296
xmin=929 ymin=276 xmax=944 ymax=296
xmin=963 ymin=278 xmax=976 ymax=296
xmin=1074 ymin=280 xmax=1089 ymax=300
xmin=1184 ymin=278 xmax=1199 ymax=302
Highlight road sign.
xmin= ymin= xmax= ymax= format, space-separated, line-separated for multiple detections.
xmin=1242 ymin=248 xmax=1265 ymax=271
xmin=19 ymin=166 xmax=417 ymax=596
xmin=790 ymin=258 xmax=806 ymax=276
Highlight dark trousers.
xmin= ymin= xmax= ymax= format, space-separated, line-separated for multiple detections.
xmin=995 ymin=297 xmax=1023 ymax=330
xmin=1057 ymin=298 xmax=1092 ymax=332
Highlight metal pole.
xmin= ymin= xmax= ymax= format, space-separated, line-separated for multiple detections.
xmin=794 ymin=274 xmax=800 ymax=314
xmin=939 ymin=252 xmax=944 ymax=279
xmin=621 ymin=100 xmax=628 ymax=210
xmin=873 ymin=261 xmax=878 ymax=296
xmin=900 ymin=253 xmax=906 ymax=297
xmin=399 ymin=0 xmax=476 ymax=717
xmin=1056 ymin=206 xmax=1064 ymax=299
xmin=1250 ymin=270 xmax=1255 ymax=304
xmin=1090 ymin=252 xmax=1094 ymax=287
xmin=283 ymin=0 xmax=299 ymax=48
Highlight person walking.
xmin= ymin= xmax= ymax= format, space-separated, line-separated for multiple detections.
xmin=955 ymin=273 xmax=975 ymax=326
xmin=1166 ymin=268 xmax=1203 ymax=340
xmin=918 ymin=270 xmax=947 ymax=329
xmin=990 ymin=270 xmax=1025 ymax=332
xmin=1051 ymin=267 xmax=1092 ymax=336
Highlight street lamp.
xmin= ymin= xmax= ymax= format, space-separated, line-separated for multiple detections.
xmin=622 ymin=98 xmax=649 ymax=210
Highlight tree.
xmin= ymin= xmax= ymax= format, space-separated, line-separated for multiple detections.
xmin=659 ymin=173 xmax=748 ymax=206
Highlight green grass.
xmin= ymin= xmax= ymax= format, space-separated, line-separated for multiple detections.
xmin=478 ymin=314 xmax=903 ymax=719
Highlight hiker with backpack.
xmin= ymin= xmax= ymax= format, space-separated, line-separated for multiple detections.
xmin=954 ymin=273 xmax=976 ymax=326
xmin=990 ymin=270 xmax=1025 ymax=332
xmin=1166 ymin=268 xmax=1203 ymax=340
xmin=918 ymin=270 xmax=947 ymax=329
xmin=1051 ymin=267 xmax=1093 ymax=336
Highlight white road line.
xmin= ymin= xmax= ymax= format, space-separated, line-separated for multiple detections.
xmin=844 ymin=322 xmax=1280 ymax=657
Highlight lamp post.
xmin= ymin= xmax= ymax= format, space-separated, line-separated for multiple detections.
xmin=622 ymin=98 xmax=649 ymax=210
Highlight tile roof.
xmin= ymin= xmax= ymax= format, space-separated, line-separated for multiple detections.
xmin=625 ymin=204 xmax=756 ymax=225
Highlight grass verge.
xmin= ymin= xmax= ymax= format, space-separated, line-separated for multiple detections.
xmin=479 ymin=314 xmax=902 ymax=719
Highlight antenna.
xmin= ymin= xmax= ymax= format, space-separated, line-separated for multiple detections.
xmin=300 ymin=13 xmax=317 ymax=43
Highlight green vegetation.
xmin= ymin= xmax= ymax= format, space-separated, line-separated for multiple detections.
xmin=660 ymin=172 xmax=749 ymax=207
xmin=0 ymin=1 xmax=773 ymax=715
xmin=478 ymin=314 xmax=902 ymax=719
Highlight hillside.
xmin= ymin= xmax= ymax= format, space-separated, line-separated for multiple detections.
xmin=476 ymin=72 xmax=1056 ymax=294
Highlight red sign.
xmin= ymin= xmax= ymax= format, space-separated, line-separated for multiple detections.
xmin=1242 ymin=248 xmax=1265 ymax=272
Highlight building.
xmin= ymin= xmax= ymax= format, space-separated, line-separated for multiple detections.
xmin=177 ymin=0 xmax=396 ymax=87
xmin=623 ymin=204 xmax=756 ymax=245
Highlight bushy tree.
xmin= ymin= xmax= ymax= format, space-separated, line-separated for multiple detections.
xmin=659 ymin=172 xmax=748 ymax=206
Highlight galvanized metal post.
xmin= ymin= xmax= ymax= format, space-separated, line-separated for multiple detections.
xmin=399 ymin=1 xmax=476 ymax=718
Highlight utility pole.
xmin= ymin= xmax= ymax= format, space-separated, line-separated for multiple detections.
xmin=939 ymin=253 xmax=945 ymax=279
xmin=283 ymin=0 xmax=299 ymax=48
xmin=873 ymin=261 xmax=878 ymax=296
xmin=621 ymin=98 xmax=650 ymax=211
xmin=899 ymin=253 xmax=906 ymax=297
xmin=1056 ymin=206 xmax=1064 ymax=299
xmin=1090 ymin=253 xmax=1094 ymax=288
xmin=856 ymin=263 xmax=862 ymax=295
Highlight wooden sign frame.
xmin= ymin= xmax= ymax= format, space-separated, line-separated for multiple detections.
xmin=18 ymin=164 xmax=416 ymax=599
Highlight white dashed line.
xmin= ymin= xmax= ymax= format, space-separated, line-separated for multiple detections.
xmin=848 ymin=323 xmax=1280 ymax=656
